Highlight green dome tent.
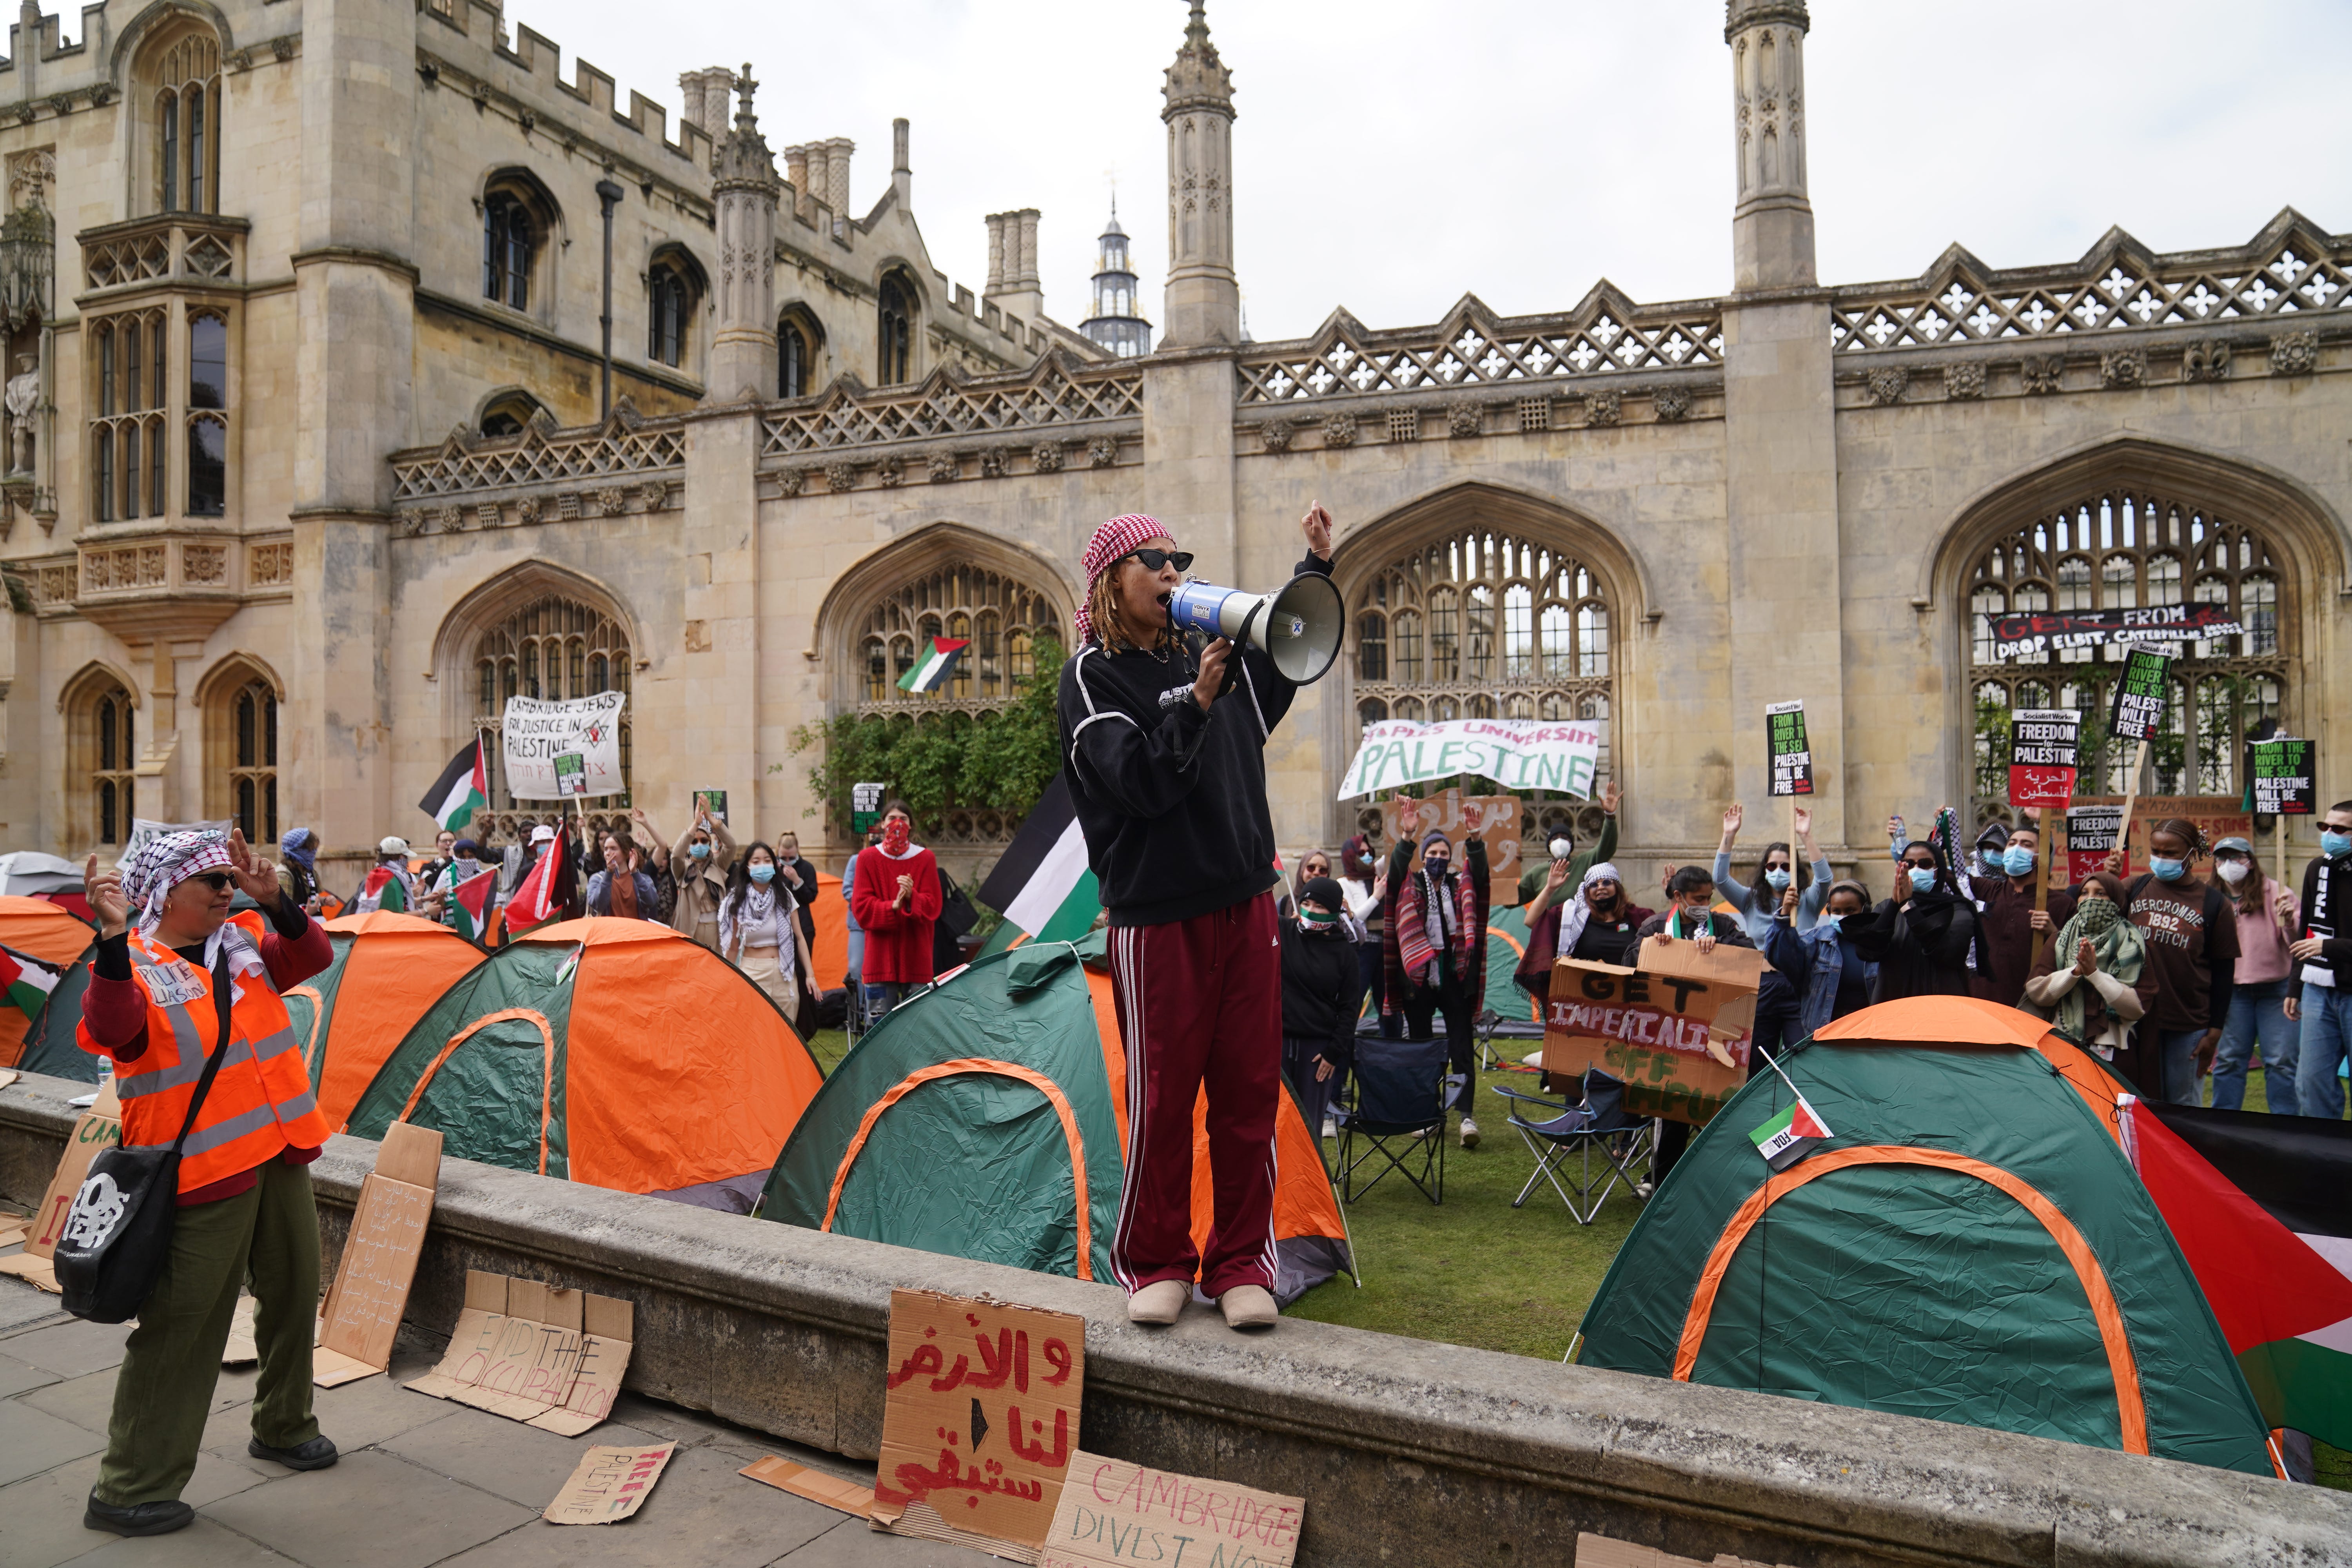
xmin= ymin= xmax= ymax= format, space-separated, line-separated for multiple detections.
xmin=1575 ymin=995 xmax=2274 ymax=1475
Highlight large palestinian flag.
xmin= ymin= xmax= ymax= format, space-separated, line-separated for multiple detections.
xmin=421 ymin=739 xmax=488 ymax=832
xmin=975 ymin=772 xmax=1098 ymax=951
xmin=2121 ymin=1097 xmax=2352 ymax=1449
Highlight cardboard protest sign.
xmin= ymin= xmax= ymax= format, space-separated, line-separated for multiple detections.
xmin=501 ymin=691 xmax=627 ymax=800
xmin=1765 ymin=702 xmax=1812 ymax=797
xmin=1541 ymin=937 xmax=1764 ymax=1126
xmin=1337 ymin=717 xmax=1600 ymax=800
xmin=1042 ymin=1453 xmax=1303 ymax=1568
xmin=1576 ymin=1535 xmax=1795 ymax=1568
xmin=872 ymin=1289 xmax=1085 ymax=1555
xmin=741 ymin=1456 xmax=878 ymax=1517
xmin=2007 ymin=709 xmax=2080 ymax=809
xmin=0 ymin=1083 xmax=121 ymax=1292
xmin=2250 ymin=737 xmax=2317 ymax=817
xmin=1378 ymin=790 xmax=1523 ymax=894
xmin=2065 ymin=795 xmax=2250 ymax=879
xmin=544 ymin=1443 xmax=676 ymax=1525
xmin=2064 ymin=803 xmax=2124 ymax=885
xmin=407 ymin=1269 xmax=635 ymax=1436
xmin=2107 ymin=645 xmax=2172 ymax=744
xmin=314 ymin=1122 xmax=441 ymax=1386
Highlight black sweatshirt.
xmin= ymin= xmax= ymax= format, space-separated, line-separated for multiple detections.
xmin=1279 ymin=918 xmax=1365 ymax=1069
xmin=1058 ymin=553 xmax=1329 ymax=927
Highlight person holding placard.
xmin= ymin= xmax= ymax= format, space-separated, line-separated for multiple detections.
xmin=1973 ymin=820 xmax=2075 ymax=1008
xmin=1711 ymin=800 xmax=1833 ymax=938
xmin=2112 ymin=819 xmax=2236 ymax=1107
xmin=2288 ymin=798 xmax=2352 ymax=1120
xmin=1632 ymin=867 xmax=1759 ymax=1195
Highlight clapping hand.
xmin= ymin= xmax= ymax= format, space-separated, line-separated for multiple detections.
xmin=2073 ymin=938 xmax=2098 ymax=977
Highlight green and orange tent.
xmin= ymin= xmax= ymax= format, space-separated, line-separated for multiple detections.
xmin=346 ymin=916 xmax=825 ymax=1210
xmin=1575 ymin=995 xmax=2275 ymax=1475
xmin=286 ymin=911 xmax=488 ymax=1129
xmin=762 ymin=939 xmax=1354 ymax=1302
xmin=1 ymin=895 xmax=96 ymax=1067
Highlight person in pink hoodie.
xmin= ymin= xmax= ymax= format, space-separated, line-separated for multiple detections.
xmin=2208 ymin=834 xmax=2302 ymax=1111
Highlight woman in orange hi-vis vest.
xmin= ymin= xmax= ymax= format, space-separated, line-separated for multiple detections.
xmin=76 ymin=828 xmax=338 ymax=1539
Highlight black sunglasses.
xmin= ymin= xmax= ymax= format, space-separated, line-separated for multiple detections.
xmin=192 ymin=872 xmax=233 ymax=891
xmin=1120 ymin=548 xmax=1193 ymax=573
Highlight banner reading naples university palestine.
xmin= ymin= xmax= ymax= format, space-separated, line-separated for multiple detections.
xmin=501 ymin=692 xmax=627 ymax=800
xmin=2250 ymin=737 xmax=2317 ymax=817
xmin=2008 ymin=709 xmax=2080 ymax=809
xmin=1766 ymin=702 xmax=1812 ymax=797
xmin=1336 ymin=719 xmax=1600 ymax=800
xmin=2108 ymin=644 xmax=2173 ymax=743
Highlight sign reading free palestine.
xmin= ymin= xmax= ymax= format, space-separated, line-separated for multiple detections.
xmin=1336 ymin=719 xmax=1601 ymax=801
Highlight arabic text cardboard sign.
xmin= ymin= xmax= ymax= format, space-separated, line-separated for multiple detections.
xmin=1377 ymin=790 xmax=1523 ymax=894
xmin=544 ymin=1443 xmax=676 ymax=1525
xmin=2065 ymin=795 xmax=2250 ymax=879
xmin=407 ymin=1269 xmax=634 ymax=1436
xmin=1765 ymin=702 xmax=1812 ymax=797
xmin=873 ymin=1289 xmax=1085 ymax=1554
xmin=1541 ymin=937 xmax=1764 ymax=1127
xmin=1042 ymin=1453 xmax=1304 ymax=1568
xmin=2251 ymin=737 xmax=2317 ymax=817
xmin=2007 ymin=709 xmax=2080 ymax=809
xmin=2107 ymin=645 xmax=2173 ymax=744
xmin=314 ymin=1122 xmax=441 ymax=1386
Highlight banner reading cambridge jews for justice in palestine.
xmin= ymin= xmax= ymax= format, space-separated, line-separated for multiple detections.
xmin=1336 ymin=718 xmax=1601 ymax=801
xmin=502 ymin=692 xmax=628 ymax=801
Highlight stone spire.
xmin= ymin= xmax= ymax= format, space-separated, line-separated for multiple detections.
xmin=1159 ymin=0 xmax=1239 ymax=347
xmin=1725 ymin=0 xmax=1815 ymax=290
xmin=707 ymin=62 xmax=780 ymax=400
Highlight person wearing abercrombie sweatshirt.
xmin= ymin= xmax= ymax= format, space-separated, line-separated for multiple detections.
xmin=1057 ymin=503 xmax=1334 ymax=1333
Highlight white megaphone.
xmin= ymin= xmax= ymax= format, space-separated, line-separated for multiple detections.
xmin=1166 ymin=571 xmax=1345 ymax=684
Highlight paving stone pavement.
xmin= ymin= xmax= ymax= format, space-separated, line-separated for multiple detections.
xmin=0 ymin=1274 xmax=997 ymax=1568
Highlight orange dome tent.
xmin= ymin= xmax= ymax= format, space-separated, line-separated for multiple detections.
xmin=1 ymin=895 xmax=96 ymax=1062
xmin=346 ymin=917 xmax=825 ymax=1210
xmin=290 ymin=911 xmax=489 ymax=1129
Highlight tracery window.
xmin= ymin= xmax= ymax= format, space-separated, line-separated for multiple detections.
xmin=76 ymin=679 xmax=137 ymax=848
xmin=482 ymin=189 xmax=538 ymax=311
xmin=149 ymin=31 xmax=220 ymax=216
xmin=478 ymin=390 xmax=546 ymax=439
xmin=227 ymin=677 xmax=277 ymax=844
xmin=857 ymin=565 xmax=1059 ymax=711
xmin=778 ymin=310 xmax=820 ymax=398
xmin=186 ymin=310 xmax=228 ymax=516
xmin=877 ymin=271 xmax=916 ymax=386
xmin=1965 ymin=489 xmax=2290 ymax=818
xmin=473 ymin=597 xmax=632 ymax=811
xmin=1352 ymin=528 xmax=1613 ymax=771
xmin=647 ymin=260 xmax=692 ymax=368
xmin=89 ymin=311 xmax=167 ymax=522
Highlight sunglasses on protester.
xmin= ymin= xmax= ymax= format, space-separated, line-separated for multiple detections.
xmin=191 ymin=872 xmax=234 ymax=891
xmin=1119 ymin=548 xmax=1194 ymax=573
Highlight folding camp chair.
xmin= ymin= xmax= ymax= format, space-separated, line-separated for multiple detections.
xmin=1495 ymin=1069 xmax=1652 ymax=1224
xmin=1332 ymin=1037 xmax=1451 ymax=1205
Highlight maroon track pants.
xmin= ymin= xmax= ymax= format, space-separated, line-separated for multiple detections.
xmin=1105 ymin=891 xmax=1282 ymax=1298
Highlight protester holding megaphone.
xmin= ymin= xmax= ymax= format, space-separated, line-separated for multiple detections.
xmin=1058 ymin=503 xmax=1336 ymax=1333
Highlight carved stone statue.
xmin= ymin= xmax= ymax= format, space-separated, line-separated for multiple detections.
xmin=4 ymin=352 xmax=36 ymax=476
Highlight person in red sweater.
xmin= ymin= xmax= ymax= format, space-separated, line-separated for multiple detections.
xmin=849 ymin=800 xmax=942 ymax=1023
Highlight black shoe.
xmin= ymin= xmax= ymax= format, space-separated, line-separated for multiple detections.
xmin=249 ymin=1434 xmax=339 ymax=1471
xmin=84 ymin=1494 xmax=195 ymax=1536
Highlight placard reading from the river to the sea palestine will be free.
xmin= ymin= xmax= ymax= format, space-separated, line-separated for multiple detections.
xmin=2107 ymin=644 xmax=2173 ymax=744
xmin=2008 ymin=709 xmax=2080 ymax=809
xmin=2250 ymin=737 xmax=2316 ymax=817
xmin=1765 ymin=702 xmax=1812 ymax=797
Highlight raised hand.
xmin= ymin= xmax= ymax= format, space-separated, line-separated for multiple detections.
xmin=1598 ymin=779 xmax=1622 ymax=815
xmin=85 ymin=854 xmax=131 ymax=936
xmin=224 ymin=828 xmax=280 ymax=905
xmin=1721 ymin=802 xmax=1744 ymax=839
xmin=1300 ymin=500 xmax=1334 ymax=558
xmin=1393 ymin=792 xmax=1421 ymax=837
xmin=1792 ymin=803 xmax=1812 ymax=840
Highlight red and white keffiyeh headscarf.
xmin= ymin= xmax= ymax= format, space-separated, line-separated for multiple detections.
xmin=1073 ymin=512 xmax=1173 ymax=646
xmin=122 ymin=829 xmax=233 ymax=932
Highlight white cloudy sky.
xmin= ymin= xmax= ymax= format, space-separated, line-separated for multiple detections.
xmin=524 ymin=0 xmax=2348 ymax=344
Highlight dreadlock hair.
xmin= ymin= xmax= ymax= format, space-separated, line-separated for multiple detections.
xmin=1084 ymin=565 xmax=1183 ymax=657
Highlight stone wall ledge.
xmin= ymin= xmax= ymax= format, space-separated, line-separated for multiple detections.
xmin=5 ymin=1071 xmax=2344 ymax=1568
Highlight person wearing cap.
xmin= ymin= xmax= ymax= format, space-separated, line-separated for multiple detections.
xmin=75 ymin=830 xmax=339 ymax=1536
xmin=1056 ymin=502 xmax=1333 ymax=1332
xmin=355 ymin=835 xmax=423 ymax=914
xmin=2209 ymin=833 xmax=2302 ymax=1111
xmin=1967 ymin=816 xmax=2074 ymax=1008
xmin=1279 ymin=875 xmax=1365 ymax=1142
xmin=1382 ymin=802 xmax=1490 ymax=1149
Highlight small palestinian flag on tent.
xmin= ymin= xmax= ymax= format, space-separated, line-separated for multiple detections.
xmin=2121 ymin=1096 xmax=2352 ymax=1451
xmin=421 ymin=738 xmax=488 ymax=832
xmin=975 ymin=772 xmax=1099 ymax=951
xmin=447 ymin=865 xmax=498 ymax=943
xmin=896 ymin=637 xmax=969 ymax=695
xmin=1749 ymin=1093 xmax=1831 ymax=1171
xmin=0 ymin=943 xmax=59 ymax=1018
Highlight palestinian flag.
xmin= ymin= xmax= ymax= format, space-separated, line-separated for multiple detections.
xmin=2121 ymin=1097 xmax=2352 ymax=1449
xmin=1749 ymin=1094 xmax=1832 ymax=1171
xmin=359 ymin=865 xmax=408 ymax=913
xmin=421 ymin=739 xmax=488 ymax=832
xmin=0 ymin=944 xmax=60 ymax=1017
xmin=975 ymin=771 xmax=1099 ymax=951
xmin=448 ymin=865 xmax=497 ymax=942
xmin=896 ymin=637 xmax=969 ymax=695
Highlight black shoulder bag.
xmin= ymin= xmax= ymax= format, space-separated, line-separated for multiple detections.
xmin=55 ymin=944 xmax=236 ymax=1324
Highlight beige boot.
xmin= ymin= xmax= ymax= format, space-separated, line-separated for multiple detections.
xmin=1218 ymin=1284 xmax=1278 ymax=1330
xmin=1126 ymin=1279 xmax=1189 ymax=1325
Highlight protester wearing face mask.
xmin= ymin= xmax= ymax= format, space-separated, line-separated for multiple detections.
xmin=849 ymin=801 xmax=941 ymax=1024
xmin=431 ymin=839 xmax=493 ymax=925
xmin=1712 ymin=800 xmax=1833 ymax=938
xmin=1633 ymin=867 xmax=1757 ymax=1195
xmin=1513 ymin=779 xmax=1623 ymax=902
xmin=1967 ymin=819 xmax=2076 ymax=1007
xmin=1518 ymin=862 xmax=1653 ymax=1008
xmin=667 ymin=806 xmax=738 ymax=951
xmin=1382 ymin=806 xmax=1491 ymax=1148
xmin=1770 ymin=879 xmax=1879 ymax=1039
xmin=355 ymin=836 xmax=422 ymax=915
xmin=777 ymin=832 xmax=820 ymax=949
xmin=2199 ymin=836 xmax=2301 ymax=1111
xmin=1339 ymin=833 xmax=1389 ymax=1036
xmin=2102 ymin=819 xmax=2236 ymax=1106
xmin=2022 ymin=872 xmax=2146 ymax=1060
xmin=2289 ymin=799 xmax=2352 ymax=1120
xmin=1843 ymin=834 xmax=1978 ymax=1002
xmin=1279 ymin=876 xmax=1366 ymax=1142
xmin=721 ymin=843 xmax=818 ymax=1028
xmin=276 ymin=828 xmax=321 ymax=912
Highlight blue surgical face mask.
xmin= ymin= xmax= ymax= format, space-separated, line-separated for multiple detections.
xmin=688 ymin=842 xmax=711 ymax=860
xmin=1764 ymin=868 xmax=1791 ymax=891
xmin=1909 ymin=866 xmax=1939 ymax=894
xmin=2150 ymin=856 xmax=2186 ymax=882
xmin=2002 ymin=846 xmax=2036 ymax=877
xmin=749 ymin=862 xmax=775 ymax=884
xmin=2323 ymin=830 xmax=2352 ymax=859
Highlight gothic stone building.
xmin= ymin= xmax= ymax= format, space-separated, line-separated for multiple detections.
xmin=2 ymin=0 xmax=2347 ymax=897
